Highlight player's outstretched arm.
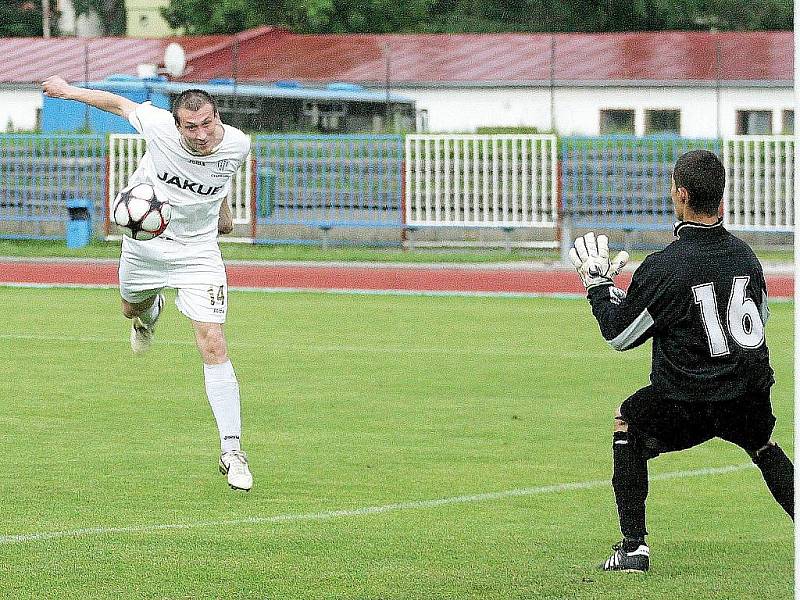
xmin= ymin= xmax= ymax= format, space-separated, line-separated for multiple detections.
xmin=218 ymin=200 xmax=233 ymax=235
xmin=42 ymin=76 xmax=138 ymax=119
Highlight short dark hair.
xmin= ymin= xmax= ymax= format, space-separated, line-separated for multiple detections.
xmin=171 ymin=89 xmax=218 ymax=125
xmin=672 ymin=150 xmax=725 ymax=216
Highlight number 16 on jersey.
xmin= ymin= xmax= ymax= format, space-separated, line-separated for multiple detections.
xmin=692 ymin=276 xmax=766 ymax=357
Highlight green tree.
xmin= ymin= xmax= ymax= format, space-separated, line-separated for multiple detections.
xmin=162 ymin=0 xmax=264 ymax=35
xmin=163 ymin=0 xmax=431 ymax=34
xmin=425 ymin=0 xmax=791 ymax=32
xmin=72 ymin=0 xmax=126 ymax=35
xmin=161 ymin=0 xmax=791 ymax=34
xmin=701 ymin=0 xmax=793 ymax=30
xmin=0 ymin=0 xmax=58 ymax=37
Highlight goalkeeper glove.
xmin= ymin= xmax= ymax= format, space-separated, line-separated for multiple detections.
xmin=568 ymin=232 xmax=629 ymax=290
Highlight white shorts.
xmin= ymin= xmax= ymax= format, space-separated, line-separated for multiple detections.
xmin=118 ymin=236 xmax=228 ymax=323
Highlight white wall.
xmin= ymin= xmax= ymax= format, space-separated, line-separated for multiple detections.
xmin=0 ymin=88 xmax=41 ymax=132
xmin=404 ymin=84 xmax=793 ymax=138
xmin=553 ymin=86 xmax=719 ymax=136
xmin=407 ymin=88 xmax=555 ymax=132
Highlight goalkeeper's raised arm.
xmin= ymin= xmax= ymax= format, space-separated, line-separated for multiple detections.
xmin=42 ymin=75 xmax=138 ymax=119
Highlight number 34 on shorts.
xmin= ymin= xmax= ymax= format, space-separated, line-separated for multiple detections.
xmin=208 ymin=285 xmax=226 ymax=311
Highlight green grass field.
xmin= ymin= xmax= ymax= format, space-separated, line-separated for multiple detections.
xmin=0 ymin=287 xmax=792 ymax=599
xmin=0 ymin=238 xmax=794 ymax=265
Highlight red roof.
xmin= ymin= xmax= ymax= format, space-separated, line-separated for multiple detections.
xmin=2 ymin=28 xmax=791 ymax=85
xmin=0 ymin=26 xmax=279 ymax=83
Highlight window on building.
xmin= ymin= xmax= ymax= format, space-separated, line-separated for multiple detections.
xmin=735 ymin=110 xmax=772 ymax=135
xmin=599 ymin=109 xmax=635 ymax=134
xmin=645 ymin=109 xmax=680 ymax=134
xmin=782 ymin=110 xmax=794 ymax=134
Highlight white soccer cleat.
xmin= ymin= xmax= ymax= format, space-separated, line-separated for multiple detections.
xmin=130 ymin=293 xmax=164 ymax=354
xmin=219 ymin=450 xmax=253 ymax=491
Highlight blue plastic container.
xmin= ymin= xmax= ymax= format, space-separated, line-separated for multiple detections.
xmin=66 ymin=198 xmax=92 ymax=248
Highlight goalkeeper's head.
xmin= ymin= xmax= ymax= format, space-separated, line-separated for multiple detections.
xmin=672 ymin=149 xmax=725 ymax=217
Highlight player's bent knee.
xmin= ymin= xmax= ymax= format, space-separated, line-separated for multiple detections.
xmin=201 ymin=345 xmax=228 ymax=364
xmin=195 ymin=327 xmax=228 ymax=364
xmin=198 ymin=337 xmax=227 ymax=362
xmin=121 ymin=296 xmax=156 ymax=319
xmin=121 ymin=300 xmax=142 ymax=319
xmin=750 ymin=440 xmax=780 ymax=463
xmin=614 ymin=409 xmax=628 ymax=433
xmin=623 ymin=427 xmax=661 ymax=460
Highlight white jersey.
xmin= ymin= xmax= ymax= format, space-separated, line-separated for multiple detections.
xmin=127 ymin=102 xmax=250 ymax=244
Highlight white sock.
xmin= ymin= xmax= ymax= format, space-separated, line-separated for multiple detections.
xmin=138 ymin=294 xmax=161 ymax=326
xmin=203 ymin=360 xmax=242 ymax=454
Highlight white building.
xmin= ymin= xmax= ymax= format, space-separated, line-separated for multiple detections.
xmin=406 ymin=81 xmax=792 ymax=137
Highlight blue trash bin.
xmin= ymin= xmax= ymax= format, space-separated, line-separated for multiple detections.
xmin=66 ymin=198 xmax=92 ymax=248
xmin=258 ymin=169 xmax=275 ymax=218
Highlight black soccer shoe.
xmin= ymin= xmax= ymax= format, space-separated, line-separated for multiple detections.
xmin=599 ymin=540 xmax=650 ymax=573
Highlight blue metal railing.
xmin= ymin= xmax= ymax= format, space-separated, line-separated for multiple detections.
xmin=252 ymin=134 xmax=404 ymax=228
xmin=0 ymin=134 xmax=106 ymax=240
xmin=561 ymin=135 xmax=720 ymax=231
xmin=1 ymin=133 xmax=788 ymax=244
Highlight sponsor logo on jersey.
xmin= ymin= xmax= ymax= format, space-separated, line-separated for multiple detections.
xmin=188 ymin=159 xmax=206 ymax=166
xmin=157 ymin=172 xmax=222 ymax=196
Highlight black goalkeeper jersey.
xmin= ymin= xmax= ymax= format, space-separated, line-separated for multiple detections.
xmin=587 ymin=220 xmax=774 ymax=402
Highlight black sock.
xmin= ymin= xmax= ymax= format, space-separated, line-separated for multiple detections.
xmin=753 ymin=443 xmax=794 ymax=520
xmin=622 ymin=537 xmax=646 ymax=552
xmin=612 ymin=430 xmax=649 ymax=539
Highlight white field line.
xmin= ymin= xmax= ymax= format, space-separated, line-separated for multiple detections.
xmin=0 ymin=332 xmax=604 ymax=358
xmin=0 ymin=280 xmax=585 ymax=300
xmin=1 ymin=280 xmax=792 ymax=301
xmin=0 ymin=463 xmax=754 ymax=546
xmin=234 ymin=286 xmax=587 ymax=300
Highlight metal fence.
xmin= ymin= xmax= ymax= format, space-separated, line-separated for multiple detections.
xmin=0 ymin=133 xmax=795 ymax=244
xmin=723 ymin=136 xmax=794 ymax=232
xmin=252 ymin=134 xmax=404 ymax=228
xmin=560 ymin=135 xmax=721 ymax=231
xmin=405 ymin=134 xmax=558 ymax=228
xmin=0 ymin=134 xmax=105 ymax=240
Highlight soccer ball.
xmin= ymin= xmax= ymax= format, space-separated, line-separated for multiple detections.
xmin=112 ymin=183 xmax=171 ymax=241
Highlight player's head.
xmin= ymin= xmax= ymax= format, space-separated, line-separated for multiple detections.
xmin=172 ymin=89 xmax=221 ymax=155
xmin=671 ymin=150 xmax=725 ymax=218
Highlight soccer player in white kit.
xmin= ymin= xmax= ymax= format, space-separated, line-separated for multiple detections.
xmin=42 ymin=76 xmax=253 ymax=491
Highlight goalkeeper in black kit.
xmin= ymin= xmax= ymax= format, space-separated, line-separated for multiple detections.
xmin=569 ymin=150 xmax=793 ymax=573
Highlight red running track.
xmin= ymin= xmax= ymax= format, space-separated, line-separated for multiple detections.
xmin=0 ymin=259 xmax=793 ymax=299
